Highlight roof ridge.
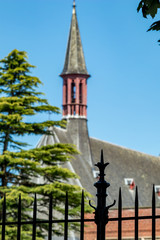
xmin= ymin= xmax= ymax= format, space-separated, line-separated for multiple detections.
xmin=54 ymin=126 xmax=67 ymax=132
xmin=89 ymin=137 xmax=159 ymax=159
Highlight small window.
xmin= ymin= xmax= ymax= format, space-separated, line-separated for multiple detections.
xmin=79 ymin=82 xmax=82 ymax=103
xmin=65 ymin=83 xmax=68 ymax=103
xmin=155 ymin=185 xmax=160 ymax=198
xmin=71 ymin=81 xmax=76 ymax=103
xmin=124 ymin=178 xmax=135 ymax=190
xmin=92 ymin=169 xmax=99 ymax=179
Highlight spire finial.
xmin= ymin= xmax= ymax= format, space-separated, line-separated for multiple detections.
xmin=72 ymin=0 xmax=76 ymax=14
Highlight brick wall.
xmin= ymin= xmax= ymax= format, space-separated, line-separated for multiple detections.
xmin=84 ymin=208 xmax=160 ymax=240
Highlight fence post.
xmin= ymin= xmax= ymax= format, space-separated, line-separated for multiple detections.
xmin=90 ymin=150 xmax=116 ymax=240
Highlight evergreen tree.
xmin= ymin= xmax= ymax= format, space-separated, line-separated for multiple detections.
xmin=0 ymin=49 xmax=90 ymax=239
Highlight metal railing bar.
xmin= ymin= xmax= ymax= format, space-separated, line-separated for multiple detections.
xmin=2 ymin=194 xmax=6 ymax=240
xmin=17 ymin=194 xmax=21 ymax=240
xmin=0 ymin=219 xmax=95 ymax=225
xmin=1 ymin=214 xmax=160 ymax=226
xmin=152 ymin=185 xmax=156 ymax=240
xmin=80 ymin=190 xmax=84 ymax=240
xmin=32 ymin=193 xmax=37 ymax=240
xmin=118 ymin=187 xmax=122 ymax=240
xmin=48 ymin=194 xmax=53 ymax=240
xmin=64 ymin=192 xmax=68 ymax=240
xmin=135 ymin=186 xmax=139 ymax=240
xmin=108 ymin=215 xmax=160 ymax=221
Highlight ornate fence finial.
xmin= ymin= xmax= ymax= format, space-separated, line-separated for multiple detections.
xmin=90 ymin=150 xmax=116 ymax=240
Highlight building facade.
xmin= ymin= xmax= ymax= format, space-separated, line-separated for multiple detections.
xmin=38 ymin=1 xmax=160 ymax=239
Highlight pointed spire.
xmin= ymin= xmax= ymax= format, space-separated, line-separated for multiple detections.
xmin=72 ymin=0 xmax=76 ymax=14
xmin=61 ymin=1 xmax=89 ymax=76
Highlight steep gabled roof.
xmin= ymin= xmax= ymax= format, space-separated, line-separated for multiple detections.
xmin=37 ymin=124 xmax=160 ymax=208
xmin=61 ymin=2 xmax=88 ymax=75
xmin=89 ymin=137 xmax=160 ymax=208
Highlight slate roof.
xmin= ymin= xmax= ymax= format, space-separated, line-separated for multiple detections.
xmin=90 ymin=137 xmax=160 ymax=208
xmin=61 ymin=2 xmax=88 ymax=76
xmin=37 ymin=119 xmax=160 ymax=209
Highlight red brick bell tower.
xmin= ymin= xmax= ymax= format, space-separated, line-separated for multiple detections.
xmin=60 ymin=0 xmax=90 ymax=119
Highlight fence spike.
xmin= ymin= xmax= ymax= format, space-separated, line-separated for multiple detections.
xmin=118 ymin=188 xmax=122 ymax=240
xmin=80 ymin=190 xmax=84 ymax=240
xmin=2 ymin=194 xmax=6 ymax=240
xmin=32 ymin=193 xmax=37 ymax=240
xmin=101 ymin=149 xmax=104 ymax=164
xmin=135 ymin=186 xmax=139 ymax=240
xmin=48 ymin=193 xmax=53 ymax=240
xmin=64 ymin=192 xmax=68 ymax=240
xmin=152 ymin=184 xmax=156 ymax=240
xmin=17 ymin=194 xmax=21 ymax=240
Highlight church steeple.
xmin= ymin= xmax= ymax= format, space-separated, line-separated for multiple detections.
xmin=61 ymin=1 xmax=90 ymax=119
xmin=61 ymin=0 xmax=88 ymax=75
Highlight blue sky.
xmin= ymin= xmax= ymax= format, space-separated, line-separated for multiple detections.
xmin=0 ymin=0 xmax=160 ymax=156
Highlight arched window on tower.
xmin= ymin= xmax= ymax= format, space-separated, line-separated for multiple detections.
xmin=79 ymin=82 xmax=82 ymax=103
xmin=65 ymin=82 xmax=68 ymax=104
xmin=71 ymin=81 xmax=76 ymax=103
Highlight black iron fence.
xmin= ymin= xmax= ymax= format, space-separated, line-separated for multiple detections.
xmin=1 ymin=150 xmax=160 ymax=240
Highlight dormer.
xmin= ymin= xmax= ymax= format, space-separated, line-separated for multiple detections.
xmin=155 ymin=185 xmax=160 ymax=198
xmin=92 ymin=169 xmax=99 ymax=179
xmin=124 ymin=178 xmax=135 ymax=190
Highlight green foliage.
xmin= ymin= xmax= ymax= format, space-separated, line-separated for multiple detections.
xmin=137 ymin=0 xmax=160 ymax=18
xmin=137 ymin=0 xmax=160 ymax=42
xmin=0 ymin=50 xmax=91 ymax=239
